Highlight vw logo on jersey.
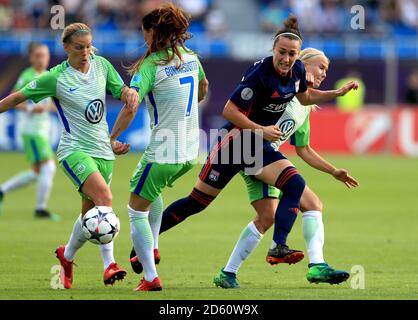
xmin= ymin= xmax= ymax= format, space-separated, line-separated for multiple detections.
xmin=85 ymin=99 xmax=104 ymax=124
xmin=278 ymin=119 xmax=296 ymax=141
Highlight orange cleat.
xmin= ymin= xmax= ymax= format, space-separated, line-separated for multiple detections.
xmin=266 ymin=244 xmax=304 ymax=265
xmin=134 ymin=277 xmax=163 ymax=291
xmin=104 ymin=262 xmax=127 ymax=286
xmin=55 ymin=245 xmax=74 ymax=289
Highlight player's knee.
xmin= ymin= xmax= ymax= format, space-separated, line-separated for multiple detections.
xmin=275 ymin=167 xmax=305 ymax=197
xmin=95 ymin=189 xmax=112 ymax=206
xmin=185 ymin=188 xmax=215 ymax=217
xmin=254 ymin=215 xmax=274 ymax=234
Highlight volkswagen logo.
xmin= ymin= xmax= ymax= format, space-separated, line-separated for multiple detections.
xmin=85 ymin=99 xmax=104 ymax=124
xmin=278 ymin=119 xmax=295 ymax=141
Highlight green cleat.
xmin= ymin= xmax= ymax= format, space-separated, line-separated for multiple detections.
xmin=213 ymin=269 xmax=240 ymax=289
xmin=306 ymin=263 xmax=350 ymax=284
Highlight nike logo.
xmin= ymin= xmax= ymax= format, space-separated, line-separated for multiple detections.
xmin=69 ymin=87 xmax=78 ymax=92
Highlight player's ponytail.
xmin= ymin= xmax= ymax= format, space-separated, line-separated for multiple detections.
xmin=128 ymin=2 xmax=193 ymax=76
xmin=273 ymin=15 xmax=303 ymax=45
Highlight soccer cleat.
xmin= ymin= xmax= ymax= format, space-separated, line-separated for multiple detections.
xmin=55 ymin=245 xmax=74 ymax=289
xmin=213 ymin=268 xmax=240 ymax=289
xmin=35 ymin=209 xmax=60 ymax=221
xmin=130 ymin=248 xmax=160 ymax=274
xmin=134 ymin=277 xmax=163 ymax=291
xmin=306 ymin=263 xmax=350 ymax=284
xmin=266 ymin=244 xmax=304 ymax=265
xmin=103 ymin=262 xmax=127 ymax=286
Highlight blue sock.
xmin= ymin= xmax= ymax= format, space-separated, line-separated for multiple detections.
xmin=160 ymin=188 xmax=215 ymax=233
xmin=273 ymin=167 xmax=305 ymax=245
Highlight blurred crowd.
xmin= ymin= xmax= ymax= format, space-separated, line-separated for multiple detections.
xmin=258 ymin=0 xmax=418 ymax=35
xmin=0 ymin=0 xmax=227 ymax=36
xmin=0 ymin=0 xmax=417 ymax=37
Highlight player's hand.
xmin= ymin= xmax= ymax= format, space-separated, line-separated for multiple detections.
xmin=306 ymin=72 xmax=315 ymax=87
xmin=111 ymin=139 xmax=130 ymax=155
xmin=124 ymin=88 xmax=139 ymax=112
xmin=261 ymin=125 xmax=282 ymax=142
xmin=336 ymin=81 xmax=359 ymax=97
xmin=332 ymin=168 xmax=359 ymax=188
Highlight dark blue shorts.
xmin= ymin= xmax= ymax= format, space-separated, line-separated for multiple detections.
xmin=199 ymin=128 xmax=287 ymax=190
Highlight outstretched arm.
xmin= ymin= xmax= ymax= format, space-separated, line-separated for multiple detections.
xmin=295 ymin=145 xmax=359 ymax=188
xmin=0 ymin=91 xmax=27 ymax=113
xmin=296 ymin=81 xmax=359 ymax=106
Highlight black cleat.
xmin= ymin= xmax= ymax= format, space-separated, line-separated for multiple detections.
xmin=266 ymin=244 xmax=304 ymax=265
xmin=130 ymin=247 xmax=160 ymax=274
xmin=34 ymin=209 xmax=60 ymax=221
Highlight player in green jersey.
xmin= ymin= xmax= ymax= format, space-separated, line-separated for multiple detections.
xmin=109 ymin=3 xmax=209 ymax=291
xmin=0 ymin=23 xmax=139 ymax=289
xmin=0 ymin=42 xmax=58 ymax=220
xmin=214 ymin=48 xmax=359 ymax=289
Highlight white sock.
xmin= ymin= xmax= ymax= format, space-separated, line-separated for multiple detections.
xmin=224 ymin=221 xmax=263 ymax=274
xmin=0 ymin=170 xmax=37 ymax=193
xmin=302 ymin=210 xmax=325 ymax=264
xmin=99 ymin=241 xmax=115 ymax=269
xmin=149 ymin=195 xmax=163 ymax=250
xmin=128 ymin=205 xmax=158 ymax=281
xmin=36 ymin=160 xmax=56 ymax=211
xmin=64 ymin=215 xmax=87 ymax=261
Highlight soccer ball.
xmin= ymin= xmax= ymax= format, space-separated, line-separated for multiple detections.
xmin=81 ymin=206 xmax=120 ymax=245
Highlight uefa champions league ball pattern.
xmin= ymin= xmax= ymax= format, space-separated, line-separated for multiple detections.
xmin=82 ymin=206 xmax=120 ymax=245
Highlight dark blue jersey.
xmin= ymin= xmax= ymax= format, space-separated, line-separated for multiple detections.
xmin=224 ymin=57 xmax=307 ymax=131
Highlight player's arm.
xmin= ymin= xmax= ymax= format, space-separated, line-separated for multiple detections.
xmin=296 ymin=81 xmax=359 ymax=106
xmin=222 ymin=100 xmax=282 ymax=142
xmin=120 ymin=86 xmax=139 ymax=112
xmin=0 ymin=91 xmax=28 ymax=113
xmin=198 ymin=77 xmax=209 ymax=102
xmin=109 ymin=103 xmax=138 ymax=155
xmin=295 ymin=145 xmax=359 ymax=188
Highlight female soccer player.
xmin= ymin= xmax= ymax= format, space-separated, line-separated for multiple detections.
xmin=0 ymin=42 xmax=58 ymax=220
xmin=109 ymin=3 xmax=209 ymax=291
xmin=213 ymin=48 xmax=359 ymax=289
xmin=154 ymin=16 xmax=358 ymax=273
xmin=0 ymin=23 xmax=138 ymax=289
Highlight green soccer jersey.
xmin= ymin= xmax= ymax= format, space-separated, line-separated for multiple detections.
xmin=21 ymin=55 xmax=126 ymax=162
xmin=130 ymin=47 xmax=206 ymax=164
xmin=272 ymin=97 xmax=312 ymax=149
xmin=14 ymin=67 xmax=52 ymax=137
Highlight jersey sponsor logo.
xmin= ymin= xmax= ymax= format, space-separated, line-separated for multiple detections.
xmin=68 ymin=87 xmax=78 ymax=92
xmin=278 ymin=119 xmax=296 ymax=141
xmin=85 ymin=99 xmax=104 ymax=124
xmin=241 ymin=88 xmax=253 ymax=101
xmin=208 ymin=169 xmax=220 ymax=182
xmin=263 ymin=103 xmax=287 ymax=113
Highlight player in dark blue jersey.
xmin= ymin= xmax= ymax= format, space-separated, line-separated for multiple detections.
xmin=129 ymin=16 xmax=359 ymax=277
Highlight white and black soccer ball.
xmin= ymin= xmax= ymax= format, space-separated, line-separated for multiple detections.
xmin=82 ymin=206 xmax=120 ymax=245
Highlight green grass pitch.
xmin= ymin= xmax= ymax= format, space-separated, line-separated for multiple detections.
xmin=0 ymin=152 xmax=417 ymax=300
